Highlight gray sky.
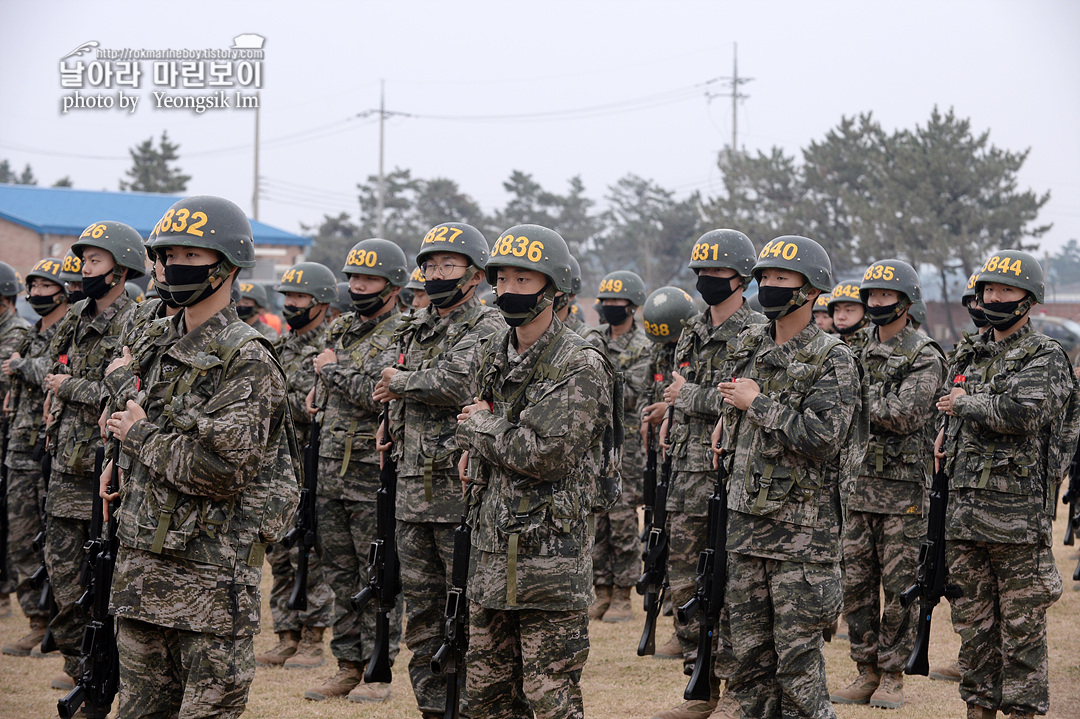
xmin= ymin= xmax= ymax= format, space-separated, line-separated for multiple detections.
xmin=2 ymin=0 xmax=1077 ymax=255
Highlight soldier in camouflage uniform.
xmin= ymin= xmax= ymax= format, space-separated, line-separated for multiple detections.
xmin=237 ymin=280 xmax=278 ymax=339
xmin=2 ymin=259 xmax=67 ymax=655
xmin=404 ymin=266 xmax=430 ymax=312
xmin=371 ymin=223 xmax=502 ymax=716
xmin=828 ymin=279 xmax=868 ymax=347
xmin=101 ymin=195 xmax=297 ymax=718
xmin=0 ymin=262 xmax=31 ymax=619
xmin=830 ymin=260 xmax=946 ymax=710
xmin=253 ymin=262 xmax=337 ymax=671
xmin=718 ymin=235 xmax=865 ymax=719
xmin=651 ymin=230 xmax=762 ymax=719
xmin=457 ymin=223 xmax=614 ymax=719
xmin=303 ymin=240 xmax=406 ymax=702
xmin=555 ymin=255 xmax=589 ymax=337
xmin=326 ymin=281 xmax=351 ymax=323
xmin=936 ymin=250 xmax=1076 ymax=719
xmin=812 ymin=293 xmax=834 ymax=333
xmin=584 ymin=270 xmax=650 ymax=623
xmin=41 ymin=222 xmax=142 ymax=689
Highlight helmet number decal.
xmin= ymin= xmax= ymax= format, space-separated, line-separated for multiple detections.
xmin=81 ymin=223 xmax=108 ymax=239
xmin=493 ymin=234 xmax=544 ymax=262
xmin=153 ymin=210 xmax=209 ymax=238
xmin=33 ymin=259 xmax=62 ymax=275
xmin=423 ymin=225 xmax=464 ymax=244
xmin=759 ymin=239 xmax=798 ymax=260
xmin=691 ymin=242 xmax=720 ymax=262
xmin=599 ymin=278 xmax=624 ymax=293
xmin=281 ymin=268 xmax=304 ymax=284
xmin=62 ymin=255 xmax=82 ymax=273
xmin=863 ymin=264 xmax=895 ymax=281
xmin=346 ymin=249 xmax=379 ymax=268
xmin=240 ymin=282 xmax=255 ymax=293
xmin=982 ymin=255 xmax=1022 ymax=277
xmin=833 ymin=283 xmax=860 ymax=300
xmin=643 ymin=320 xmax=670 ymax=337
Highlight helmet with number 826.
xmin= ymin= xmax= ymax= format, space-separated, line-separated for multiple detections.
xmin=72 ymin=221 xmax=147 ymax=279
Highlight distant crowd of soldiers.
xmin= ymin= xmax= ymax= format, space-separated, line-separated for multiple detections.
xmin=0 ymin=195 xmax=1074 ymax=719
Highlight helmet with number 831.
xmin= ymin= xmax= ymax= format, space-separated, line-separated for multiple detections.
xmin=974 ymin=249 xmax=1044 ymax=303
xmin=688 ymin=229 xmax=757 ymax=278
xmin=341 ymin=238 xmax=409 ymax=286
xmin=752 ymin=235 xmax=833 ymax=292
xmin=486 ymin=224 xmax=573 ymax=293
xmin=597 ymin=270 xmax=647 ymax=307
xmin=276 ymin=261 xmax=338 ymax=303
xmin=416 ymin=222 xmax=489 ymax=270
xmin=72 ymin=221 xmax=147 ymax=279
xmin=859 ymin=259 xmax=922 ymax=305
xmin=642 ymin=286 xmax=696 ymax=343
xmin=149 ymin=196 xmax=255 ymax=269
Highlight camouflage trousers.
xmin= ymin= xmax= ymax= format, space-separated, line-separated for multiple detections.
xmin=467 ymin=603 xmax=589 ymax=719
xmin=398 ymin=519 xmax=460 ymax=715
xmin=5 ymin=465 xmax=48 ymax=617
xmin=44 ymin=513 xmax=90 ymax=677
xmin=946 ymin=540 xmax=1062 ymax=716
xmin=116 ymin=616 xmax=255 ymax=719
xmin=316 ymin=492 xmax=402 ymax=665
xmin=727 ymin=554 xmax=841 ymax=719
xmin=591 ymin=505 xmax=641 ymax=588
xmin=840 ymin=510 xmax=921 ymax=673
xmin=264 ymin=540 xmax=333 ymax=633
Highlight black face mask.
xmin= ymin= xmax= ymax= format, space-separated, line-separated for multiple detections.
xmin=835 ymin=315 xmax=868 ymax=336
xmin=758 ymin=285 xmax=806 ymax=321
xmin=82 ymin=272 xmax=116 ymax=301
xmin=966 ymin=305 xmax=990 ymax=328
xmin=425 ymin=276 xmax=470 ymax=309
xmin=600 ymin=304 xmax=631 ymax=326
xmin=982 ymin=299 xmax=1028 ymax=331
xmin=495 ymin=284 xmax=552 ymax=327
xmin=284 ymin=303 xmax=319 ymax=330
xmin=27 ymin=292 xmax=64 ymax=316
xmin=67 ymin=289 xmax=86 ymax=304
xmin=350 ymin=287 xmax=392 ymax=316
xmin=696 ymin=274 xmax=739 ymax=306
xmin=236 ymin=304 xmax=258 ymax=321
xmin=164 ymin=262 xmax=226 ymax=307
xmin=867 ymin=302 xmax=905 ymax=327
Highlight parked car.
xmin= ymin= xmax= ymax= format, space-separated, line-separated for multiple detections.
xmin=1030 ymin=314 xmax=1080 ymax=365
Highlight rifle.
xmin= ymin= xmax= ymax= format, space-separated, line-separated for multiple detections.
xmin=901 ymin=378 xmax=964 ymax=676
xmin=0 ymin=417 xmax=9 ymax=584
xmin=58 ymin=444 xmax=120 ymax=719
xmin=431 ymin=513 xmax=471 ymax=719
xmin=352 ymin=406 xmax=400 ymax=684
xmin=1062 ymin=445 xmax=1080 ymax=582
xmin=32 ymin=436 xmax=58 ymax=654
xmin=676 ymin=455 xmax=729 ymax=701
xmin=283 ymin=383 xmax=322 ymax=611
xmin=636 ymin=414 xmax=671 ymax=656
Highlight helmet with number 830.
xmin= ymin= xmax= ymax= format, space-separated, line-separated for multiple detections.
xmin=642 ymin=286 xmax=696 ymax=343
xmin=974 ymin=249 xmax=1044 ymax=303
xmin=597 ymin=270 xmax=647 ymax=307
xmin=752 ymin=235 xmax=833 ymax=292
xmin=148 ymin=196 xmax=255 ymax=269
xmin=276 ymin=261 xmax=338 ymax=303
xmin=341 ymin=238 xmax=409 ymax=286
xmin=486 ymin=224 xmax=573 ymax=293
xmin=688 ymin=229 xmax=757 ymax=278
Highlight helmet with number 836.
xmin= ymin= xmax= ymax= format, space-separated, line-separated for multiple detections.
xmin=752 ymin=235 xmax=833 ymax=292
xmin=416 ymin=222 xmax=489 ymax=270
xmin=974 ymin=249 xmax=1044 ymax=303
xmin=276 ymin=261 xmax=338 ymax=303
xmin=597 ymin=270 xmax=647 ymax=307
xmin=859 ymin=259 xmax=922 ymax=305
xmin=486 ymin=224 xmax=573 ymax=293
xmin=688 ymin=229 xmax=757 ymax=278
xmin=642 ymin=286 xmax=696 ymax=343
xmin=72 ymin=221 xmax=147 ymax=279
xmin=341 ymin=238 xmax=409 ymax=286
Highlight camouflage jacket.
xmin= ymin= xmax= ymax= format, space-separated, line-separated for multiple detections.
xmin=110 ymin=306 xmax=292 ymax=636
xmin=646 ymin=340 xmax=679 ymax=408
xmin=668 ymin=303 xmax=763 ymax=515
xmin=45 ymin=295 xmax=136 ymax=518
xmin=318 ymin=308 xmax=402 ymax=500
xmin=0 ymin=308 xmax=29 ymax=405
xmin=563 ymin=312 xmax=590 ymax=338
xmin=721 ymin=321 xmax=864 ymax=564
xmin=252 ymin=318 xmax=278 ymax=340
xmin=458 ymin=316 xmax=613 ymax=610
xmin=850 ymin=321 xmax=946 ymax=516
xmin=5 ymin=318 xmax=57 ymax=467
xmin=943 ymin=322 xmax=1077 ymax=546
xmin=274 ymin=324 xmax=326 ymax=448
xmin=387 ymin=297 xmax=503 ymax=523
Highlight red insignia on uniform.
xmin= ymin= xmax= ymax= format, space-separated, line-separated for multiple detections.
xmin=654 ymin=373 xmax=664 ymax=382
xmin=679 ymin=361 xmax=690 ymax=368
xmin=58 ymin=354 xmax=68 ymax=365
xmin=954 ymin=374 xmax=966 ymax=384
xmin=135 ymin=378 xmax=141 ymax=392
xmin=398 ymin=353 xmax=405 ymax=364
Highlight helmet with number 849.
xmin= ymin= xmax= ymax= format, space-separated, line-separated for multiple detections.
xmin=597 ymin=270 xmax=647 ymax=307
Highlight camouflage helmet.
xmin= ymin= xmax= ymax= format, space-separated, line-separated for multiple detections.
xmin=909 ymin=300 xmax=927 ymax=327
xmin=828 ymin=279 xmax=864 ymax=313
xmin=416 ymin=222 xmax=489 ymax=270
xmin=276 ymin=261 xmax=338 ymax=303
xmin=332 ymin=281 xmax=352 ymax=313
xmin=961 ymin=271 xmax=979 ymax=305
xmin=568 ymin=255 xmax=583 ymax=295
xmin=752 ymin=235 xmax=833 ymax=292
xmin=342 ymin=238 xmax=409 ymax=286
xmin=148 ymin=195 xmax=255 ymax=269
xmin=486 ymin=224 xmax=573 ymax=293
xmin=59 ymin=250 xmax=83 ymax=283
xmin=71 ymin=221 xmax=146 ymax=280
xmin=642 ymin=286 xmax=696 ymax=344
xmin=404 ymin=266 xmax=426 ymax=291
xmin=597 ymin=270 xmax=647 ymax=307
xmin=125 ymin=282 xmax=145 ymax=303
xmin=974 ymin=249 xmax=1045 ymax=303
xmin=237 ymin=280 xmax=270 ymax=308
xmin=859 ymin=259 xmax=922 ymax=304
xmin=688 ymin=229 xmax=757 ymax=278
xmin=813 ymin=292 xmax=831 ymax=313
xmin=25 ymin=257 xmax=65 ymax=289
xmin=0 ymin=262 xmax=21 ymax=296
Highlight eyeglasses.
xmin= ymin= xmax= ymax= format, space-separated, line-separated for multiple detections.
xmin=420 ymin=262 xmax=469 ymax=278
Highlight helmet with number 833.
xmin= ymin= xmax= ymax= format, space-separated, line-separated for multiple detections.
xmin=597 ymin=270 xmax=647 ymax=307
xmin=688 ymin=229 xmax=757 ymax=278
xmin=58 ymin=250 xmax=83 ymax=284
xmin=642 ymin=286 xmax=696 ymax=343
xmin=486 ymin=224 xmax=573 ymax=293
xmin=148 ymin=196 xmax=255 ymax=269
xmin=341 ymin=238 xmax=409 ymax=286
xmin=974 ymin=249 xmax=1044 ymax=303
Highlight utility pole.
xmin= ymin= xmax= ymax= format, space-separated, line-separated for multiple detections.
xmin=707 ymin=43 xmax=753 ymax=152
xmin=376 ymin=80 xmax=385 ymax=238
xmin=252 ymin=91 xmax=260 ymax=220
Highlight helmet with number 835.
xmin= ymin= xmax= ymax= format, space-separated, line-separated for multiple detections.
xmin=597 ymin=270 xmax=647 ymax=307
xmin=859 ymin=259 xmax=922 ymax=304
xmin=148 ymin=196 xmax=255 ymax=269
xmin=486 ymin=224 xmax=573 ymax=293
xmin=341 ymin=238 xmax=409 ymax=286
xmin=642 ymin=286 xmax=696 ymax=343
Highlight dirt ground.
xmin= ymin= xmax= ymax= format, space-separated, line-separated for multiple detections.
xmin=2 ymin=515 xmax=1078 ymax=719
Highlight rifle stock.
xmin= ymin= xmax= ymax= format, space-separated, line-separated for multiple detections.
xmin=636 ymin=409 xmax=673 ymax=657
xmin=285 ymin=401 xmax=321 ymax=612
xmin=431 ymin=513 xmax=471 ymax=719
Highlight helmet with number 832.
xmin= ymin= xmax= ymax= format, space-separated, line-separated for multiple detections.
xmin=859 ymin=259 xmax=922 ymax=305
xmin=486 ymin=224 xmax=573 ymax=293
xmin=276 ymin=261 xmax=338 ymax=303
xmin=341 ymin=238 xmax=409 ymax=286
xmin=688 ymin=229 xmax=757 ymax=278
xmin=597 ymin=270 xmax=647 ymax=307
xmin=149 ymin=196 xmax=255 ymax=269
xmin=974 ymin=249 xmax=1044 ymax=303
xmin=752 ymin=235 xmax=833 ymax=292
xmin=72 ymin=221 xmax=147 ymax=279
xmin=642 ymin=286 xmax=696 ymax=343
xmin=416 ymin=222 xmax=489 ymax=270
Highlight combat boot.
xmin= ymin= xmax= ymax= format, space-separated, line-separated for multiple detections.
xmin=588 ymin=584 xmax=612 ymax=620
xmin=709 ymin=690 xmax=743 ymax=718
xmin=602 ymin=586 xmax=633 ymax=622
xmin=966 ymin=703 xmax=996 ymax=719
xmin=2 ymin=616 xmax=49 ymax=657
xmin=284 ymin=626 xmax=326 ymax=669
xmin=829 ymin=663 xmax=879 ymax=704
xmin=254 ymin=630 xmax=300 ymax=666
xmin=347 ymin=680 xmax=391 ymax=703
xmin=868 ymin=671 xmax=904 ymax=709
xmin=304 ymin=659 xmax=363 ymax=701
xmin=929 ymin=660 xmax=961 ymax=682
xmin=50 ymin=671 xmax=74 ymax=691
xmin=650 ymin=698 xmax=717 ymax=719
xmin=653 ymin=631 xmax=682 ymax=659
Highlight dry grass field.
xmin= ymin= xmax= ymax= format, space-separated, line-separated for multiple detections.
xmin=2 ymin=514 xmax=1078 ymax=719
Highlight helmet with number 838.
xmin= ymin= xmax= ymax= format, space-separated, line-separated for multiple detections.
xmin=486 ymin=224 xmax=573 ymax=293
xmin=688 ymin=229 xmax=757 ymax=278
xmin=72 ymin=221 xmax=147 ymax=279
xmin=148 ymin=196 xmax=255 ymax=269
xmin=642 ymin=286 xmax=696 ymax=343
xmin=859 ymin=259 xmax=922 ymax=305
xmin=276 ymin=261 xmax=338 ymax=303
xmin=974 ymin=249 xmax=1044 ymax=303
xmin=341 ymin=238 xmax=409 ymax=286
xmin=415 ymin=222 xmax=489 ymax=270
xmin=752 ymin=235 xmax=833 ymax=292
xmin=597 ymin=270 xmax=647 ymax=307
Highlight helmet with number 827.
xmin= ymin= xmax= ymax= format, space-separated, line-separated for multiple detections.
xmin=415 ymin=222 xmax=489 ymax=270
xmin=642 ymin=286 xmax=696 ymax=343
xmin=486 ymin=224 xmax=573 ymax=293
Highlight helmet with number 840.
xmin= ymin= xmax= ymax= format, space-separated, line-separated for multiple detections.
xmin=752 ymin=235 xmax=833 ymax=292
